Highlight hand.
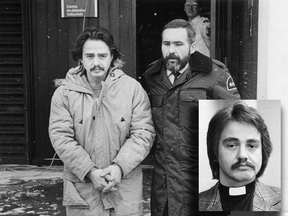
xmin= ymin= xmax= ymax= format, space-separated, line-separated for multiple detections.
xmin=101 ymin=164 xmax=122 ymax=193
xmin=88 ymin=169 xmax=109 ymax=191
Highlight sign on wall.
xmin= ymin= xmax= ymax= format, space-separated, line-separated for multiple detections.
xmin=61 ymin=0 xmax=98 ymax=18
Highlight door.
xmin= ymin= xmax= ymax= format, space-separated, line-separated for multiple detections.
xmin=210 ymin=0 xmax=244 ymax=88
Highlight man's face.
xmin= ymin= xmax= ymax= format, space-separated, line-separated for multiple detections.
xmin=81 ymin=39 xmax=113 ymax=83
xmin=162 ymin=28 xmax=194 ymax=73
xmin=218 ymin=121 xmax=262 ymax=187
xmin=184 ymin=0 xmax=199 ymax=19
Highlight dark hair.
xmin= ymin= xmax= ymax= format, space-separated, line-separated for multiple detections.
xmin=162 ymin=19 xmax=196 ymax=44
xmin=72 ymin=27 xmax=123 ymax=67
xmin=207 ymin=101 xmax=272 ymax=179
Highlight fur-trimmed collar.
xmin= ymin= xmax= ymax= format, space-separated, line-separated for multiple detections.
xmin=143 ymin=51 xmax=212 ymax=77
xmin=53 ymin=59 xmax=125 ymax=88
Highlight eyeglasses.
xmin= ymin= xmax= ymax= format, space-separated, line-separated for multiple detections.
xmin=184 ymin=3 xmax=198 ymax=8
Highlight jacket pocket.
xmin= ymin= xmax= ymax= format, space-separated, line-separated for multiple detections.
xmin=63 ymin=179 xmax=89 ymax=209
xmin=179 ymin=90 xmax=206 ymax=129
xmin=74 ymin=122 xmax=83 ymax=146
xmin=116 ymin=115 xmax=130 ymax=139
xmin=180 ymin=89 xmax=206 ymax=102
xmin=113 ymin=165 xmax=143 ymax=215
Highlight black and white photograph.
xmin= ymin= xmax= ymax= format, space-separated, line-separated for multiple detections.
xmin=199 ymin=100 xmax=281 ymax=211
xmin=0 ymin=0 xmax=288 ymax=216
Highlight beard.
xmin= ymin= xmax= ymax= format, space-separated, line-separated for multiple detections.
xmin=164 ymin=53 xmax=190 ymax=73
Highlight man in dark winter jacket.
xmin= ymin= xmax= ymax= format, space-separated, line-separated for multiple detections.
xmin=143 ymin=19 xmax=240 ymax=216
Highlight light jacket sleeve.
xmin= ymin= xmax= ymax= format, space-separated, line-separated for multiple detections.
xmin=112 ymin=81 xmax=155 ymax=177
xmin=48 ymin=86 xmax=95 ymax=181
xmin=200 ymin=17 xmax=211 ymax=49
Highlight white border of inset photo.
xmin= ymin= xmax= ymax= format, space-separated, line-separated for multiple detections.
xmin=199 ymin=100 xmax=281 ymax=193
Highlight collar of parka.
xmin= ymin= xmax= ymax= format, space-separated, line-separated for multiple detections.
xmin=53 ymin=58 xmax=125 ymax=90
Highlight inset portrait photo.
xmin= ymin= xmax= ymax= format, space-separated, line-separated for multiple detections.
xmin=199 ymin=100 xmax=281 ymax=212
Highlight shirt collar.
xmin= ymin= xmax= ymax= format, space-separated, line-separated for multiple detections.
xmin=219 ymin=181 xmax=256 ymax=196
xmin=166 ymin=63 xmax=189 ymax=77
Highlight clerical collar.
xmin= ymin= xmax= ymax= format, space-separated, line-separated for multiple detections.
xmin=219 ymin=181 xmax=255 ymax=196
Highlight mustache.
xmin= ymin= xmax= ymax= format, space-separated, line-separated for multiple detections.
xmin=165 ymin=53 xmax=180 ymax=61
xmin=231 ymin=159 xmax=255 ymax=170
xmin=90 ymin=65 xmax=104 ymax=71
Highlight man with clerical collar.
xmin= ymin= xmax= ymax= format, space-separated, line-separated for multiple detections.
xmin=199 ymin=101 xmax=281 ymax=211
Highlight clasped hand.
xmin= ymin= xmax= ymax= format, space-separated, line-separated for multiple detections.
xmin=89 ymin=164 xmax=122 ymax=193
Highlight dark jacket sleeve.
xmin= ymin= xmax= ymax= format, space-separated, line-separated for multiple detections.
xmin=212 ymin=60 xmax=241 ymax=99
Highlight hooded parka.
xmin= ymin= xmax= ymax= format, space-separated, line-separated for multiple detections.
xmin=49 ymin=66 xmax=155 ymax=216
xmin=143 ymin=51 xmax=240 ymax=216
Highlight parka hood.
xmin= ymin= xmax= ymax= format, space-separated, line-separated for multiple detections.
xmin=53 ymin=59 xmax=126 ymax=94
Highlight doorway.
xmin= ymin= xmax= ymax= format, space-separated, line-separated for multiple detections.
xmin=136 ymin=0 xmax=187 ymax=84
xmin=135 ymin=0 xmax=211 ymax=164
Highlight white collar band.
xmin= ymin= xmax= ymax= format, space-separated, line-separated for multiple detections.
xmin=229 ymin=186 xmax=246 ymax=196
